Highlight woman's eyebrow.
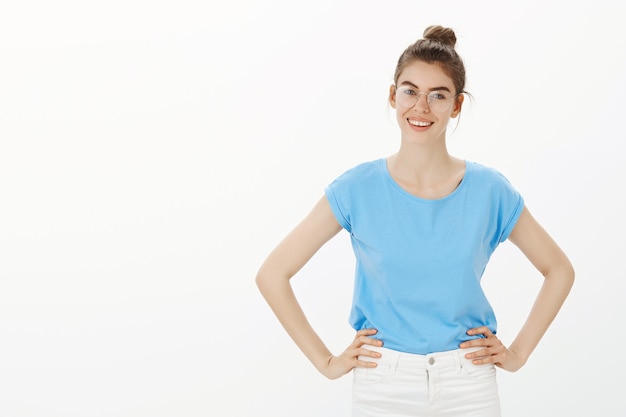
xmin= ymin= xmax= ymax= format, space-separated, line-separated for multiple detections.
xmin=399 ymin=80 xmax=451 ymax=92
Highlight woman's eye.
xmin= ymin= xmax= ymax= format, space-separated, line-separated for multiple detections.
xmin=402 ymin=88 xmax=417 ymax=96
xmin=430 ymin=92 xmax=447 ymax=100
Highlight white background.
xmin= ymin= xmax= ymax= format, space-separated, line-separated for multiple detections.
xmin=1 ymin=1 xmax=624 ymax=416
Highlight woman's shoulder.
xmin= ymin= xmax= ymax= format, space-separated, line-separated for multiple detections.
xmin=330 ymin=158 xmax=385 ymax=184
xmin=466 ymin=160 xmax=514 ymax=184
xmin=465 ymin=160 xmax=520 ymax=198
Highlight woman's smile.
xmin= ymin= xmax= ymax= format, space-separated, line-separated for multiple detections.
xmin=407 ymin=118 xmax=434 ymax=128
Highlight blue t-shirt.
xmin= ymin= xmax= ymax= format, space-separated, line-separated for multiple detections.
xmin=324 ymin=158 xmax=524 ymax=354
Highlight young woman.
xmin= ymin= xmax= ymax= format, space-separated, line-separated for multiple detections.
xmin=256 ymin=25 xmax=574 ymax=417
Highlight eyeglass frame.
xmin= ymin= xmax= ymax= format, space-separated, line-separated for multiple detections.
xmin=393 ymin=84 xmax=461 ymax=113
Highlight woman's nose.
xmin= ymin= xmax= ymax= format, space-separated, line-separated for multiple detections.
xmin=414 ymin=93 xmax=430 ymax=112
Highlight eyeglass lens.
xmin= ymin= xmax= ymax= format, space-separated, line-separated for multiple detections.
xmin=396 ymin=87 xmax=454 ymax=113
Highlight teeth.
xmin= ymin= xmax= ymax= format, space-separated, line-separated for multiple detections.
xmin=408 ymin=119 xmax=432 ymax=127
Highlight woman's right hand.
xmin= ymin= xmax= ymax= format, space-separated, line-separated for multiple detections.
xmin=321 ymin=329 xmax=383 ymax=380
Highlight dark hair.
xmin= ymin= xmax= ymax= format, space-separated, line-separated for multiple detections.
xmin=393 ymin=25 xmax=466 ymax=96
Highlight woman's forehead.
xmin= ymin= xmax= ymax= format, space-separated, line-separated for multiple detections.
xmin=397 ymin=61 xmax=455 ymax=90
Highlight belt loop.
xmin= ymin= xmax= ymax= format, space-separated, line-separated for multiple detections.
xmin=391 ymin=350 xmax=400 ymax=375
xmin=454 ymin=349 xmax=462 ymax=374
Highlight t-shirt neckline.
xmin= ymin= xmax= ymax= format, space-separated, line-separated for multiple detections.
xmin=381 ymin=158 xmax=470 ymax=203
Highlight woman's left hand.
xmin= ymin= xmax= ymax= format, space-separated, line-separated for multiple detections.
xmin=460 ymin=327 xmax=526 ymax=372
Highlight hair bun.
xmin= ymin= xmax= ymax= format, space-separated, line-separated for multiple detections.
xmin=423 ymin=25 xmax=457 ymax=48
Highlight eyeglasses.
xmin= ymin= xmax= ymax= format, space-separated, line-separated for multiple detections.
xmin=395 ymin=85 xmax=458 ymax=113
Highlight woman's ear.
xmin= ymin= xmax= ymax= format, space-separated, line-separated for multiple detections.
xmin=389 ymin=84 xmax=397 ymax=109
xmin=451 ymin=94 xmax=464 ymax=118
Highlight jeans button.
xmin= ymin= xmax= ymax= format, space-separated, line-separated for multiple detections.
xmin=428 ymin=357 xmax=435 ymax=365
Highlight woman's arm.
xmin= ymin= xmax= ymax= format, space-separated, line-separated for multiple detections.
xmin=462 ymin=206 xmax=575 ymax=372
xmin=255 ymin=196 xmax=381 ymax=379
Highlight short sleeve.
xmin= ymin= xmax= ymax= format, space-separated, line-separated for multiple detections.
xmin=322 ymin=161 xmax=380 ymax=233
xmin=494 ymin=172 xmax=525 ymax=243
xmin=325 ymin=180 xmax=352 ymax=232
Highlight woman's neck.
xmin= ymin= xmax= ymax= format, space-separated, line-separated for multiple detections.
xmin=386 ymin=145 xmax=465 ymax=199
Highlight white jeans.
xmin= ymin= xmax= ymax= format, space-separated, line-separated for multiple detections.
xmin=352 ymin=345 xmax=501 ymax=417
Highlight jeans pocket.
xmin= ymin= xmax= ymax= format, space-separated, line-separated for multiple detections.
xmin=461 ymin=361 xmax=496 ymax=380
xmin=353 ymin=362 xmax=393 ymax=385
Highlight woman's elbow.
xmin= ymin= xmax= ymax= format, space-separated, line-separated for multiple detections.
xmin=564 ymin=261 xmax=575 ymax=289
xmin=255 ymin=266 xmax=271 ymax=293
xmin=255 ymin=263 xmax=290 ymax=295
xmin=549 ymin=257 xmax=575 ymax=293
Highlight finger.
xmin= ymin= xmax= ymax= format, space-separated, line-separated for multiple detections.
xmin=467 ymin=326 xmax=495 ymax=337
xmin=355 ymin=328 xmax=378 ymax=338
xmin=354 ymin=358 xmax=378 ymax=368
xmin=356 ymin=336 xmax=384 ymax=348
xmin=460 ymin=338 xmax=486 ymax=348
xmin=459 ymin=335 xmax=492 ymax=350
xmin=465 ymin=343 xmax=508 ymax=363
xmin=467 ymin=326 xmax=493 ymax=337
xmin=463 ymin=346 xmax=497 ymax=360
xmin=475 ymin=348 xmax=510 ymax=365
xmin=469 ymin=355 xmax=496 ymax=365
xmin=357 ymin=346 xmax=382 ymax=359
xmin=462 ymin=336 xmax=503 ymax=349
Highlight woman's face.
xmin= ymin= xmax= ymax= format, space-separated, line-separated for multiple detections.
xmin=389 ymin=60 xmax=463 ymax=146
